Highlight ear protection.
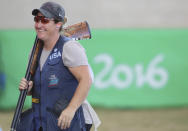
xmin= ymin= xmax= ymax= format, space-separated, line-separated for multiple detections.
xmin=56 ymin=25 xmax=60 ymax=29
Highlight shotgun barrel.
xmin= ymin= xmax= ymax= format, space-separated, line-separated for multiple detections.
xmin=10 ymin=37 xmax=43 ymax=131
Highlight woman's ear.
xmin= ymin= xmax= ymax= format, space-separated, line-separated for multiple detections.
xmin=56 ymin=22 xmax=62 ymax=29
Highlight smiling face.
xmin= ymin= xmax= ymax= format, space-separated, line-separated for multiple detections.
xmin=34 ymin=12 xmax=59 ymax=41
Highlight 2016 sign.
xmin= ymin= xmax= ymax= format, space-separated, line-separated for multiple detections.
xmin=93 ymin=53 xmax=168 ymax=90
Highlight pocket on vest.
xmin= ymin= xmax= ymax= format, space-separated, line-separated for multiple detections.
xmin=46 ymin=110 xmax=62 ymax=131
xmin=16 ymin=108 xmax=34 ymax=131
xmin=46 ymin=108 xmax=82 ymax=131
xmin=54 ymin=96 xmax=69 ymax=116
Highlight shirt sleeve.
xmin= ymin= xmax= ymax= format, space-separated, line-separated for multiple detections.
xmin=62 ymin=40 xmax=89 ymax=67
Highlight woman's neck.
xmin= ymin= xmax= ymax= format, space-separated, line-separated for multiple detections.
xmin=43 ymin=34 xmax=60 ymax=50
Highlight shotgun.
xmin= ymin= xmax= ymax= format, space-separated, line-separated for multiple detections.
xmin=10 ymin=21 xmax=91 ymax=131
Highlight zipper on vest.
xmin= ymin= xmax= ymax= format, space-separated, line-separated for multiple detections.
xmin=39 ymin=71 xmax=42 ymax=127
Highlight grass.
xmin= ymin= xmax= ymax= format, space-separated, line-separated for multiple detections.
xmin=0 ymin=107 xmax=188 ymax=131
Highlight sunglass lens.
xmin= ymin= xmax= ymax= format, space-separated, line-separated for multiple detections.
xmin=34 ymin=16 xmax=50 ymax=24
xmin=41 ymin=18 xmax=49 ymax=24
xmin=34 ymin=16 xmax=40 ymax=22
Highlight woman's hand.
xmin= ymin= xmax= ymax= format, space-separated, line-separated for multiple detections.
xmin=58 ymin=106 xmax=76 ymax=130
xmin=19 ymin=78 xmax=33 ymax=94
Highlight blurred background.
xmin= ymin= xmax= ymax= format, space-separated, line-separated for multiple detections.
xmin=1 ymin=0 xmax=188 ymax=131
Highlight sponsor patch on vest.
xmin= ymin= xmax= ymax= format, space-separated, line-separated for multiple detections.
xmin=48 ymin=74 xmax=59 ymax=87
xmin=49 ymin=48 xmax=61 ymax=60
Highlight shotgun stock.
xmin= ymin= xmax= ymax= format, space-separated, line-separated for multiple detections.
xmin=10 ymin=21 xmax=91 ymax=131
xmin=62 ymin=21 xmax=91 ymax=40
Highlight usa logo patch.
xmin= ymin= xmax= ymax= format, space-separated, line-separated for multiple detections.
xmin=48 ymin=74 xmax=59 ymax=87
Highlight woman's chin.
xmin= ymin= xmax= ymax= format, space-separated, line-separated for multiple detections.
xmin=37 ymin=34 xmax=45 ymax=40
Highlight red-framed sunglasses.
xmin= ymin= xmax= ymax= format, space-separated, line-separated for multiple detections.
xmin=34 ymin=16 xmax=51 ymax=24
